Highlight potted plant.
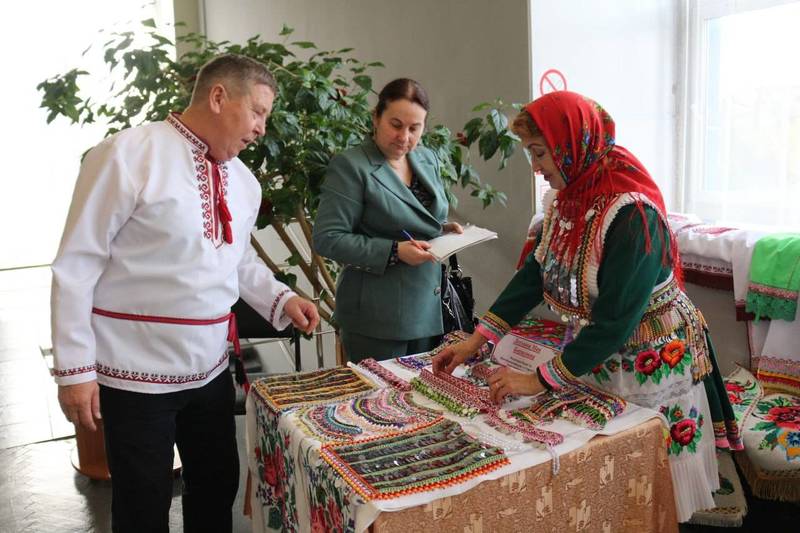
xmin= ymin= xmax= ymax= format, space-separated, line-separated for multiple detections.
xmin=38 ymin=20 xmax=520 ymax=327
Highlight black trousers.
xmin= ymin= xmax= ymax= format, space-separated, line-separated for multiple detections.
xmin=99 ymin=369 xmax=239 ymax=533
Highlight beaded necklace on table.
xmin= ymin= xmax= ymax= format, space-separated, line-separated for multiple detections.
xmin=411 ymin=368 xmax=490 ymax=418
xmin=394 ymin=354 xmax=431 ymax=371
xmin=467 ymin=361 xmax=501 ymax=385
xmin=251 ymin=366 xmax=377 ymax=413
xmin=512 ymin=381 xmax=626 ymax=431
xmin=357 ymin=358 xmax=412 ymax=391
xmin=300 ymin=404 xmax=363 ymax=441
xmin=296 ymin=388 xmax=440 ymax=442
xmin=320 ymin=418 xmax=509 ymax=501
xmin=410 ymin=368 xmax=565 ymax=453
xmin=346 ymin=389 xmax=439 ymax=429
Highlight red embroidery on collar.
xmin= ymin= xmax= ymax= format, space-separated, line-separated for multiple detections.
xmin=172 ymin=113 xmax=232 ymax=247
xmin=166 ymin=112 xmax=208 ymax=152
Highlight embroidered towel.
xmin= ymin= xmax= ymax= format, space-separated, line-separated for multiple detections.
xmin=745 ymin=233 xmax=800 ymax=321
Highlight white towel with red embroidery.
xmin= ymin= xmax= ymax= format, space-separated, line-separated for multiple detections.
xmin=51 ymin=115 xmax=296 ymax=393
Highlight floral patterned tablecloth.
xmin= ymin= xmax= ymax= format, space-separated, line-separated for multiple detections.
xmin=370 ymin=416 xmax=677 ymax=533
xmin=244 ymin=366 xmax=678 ymax=533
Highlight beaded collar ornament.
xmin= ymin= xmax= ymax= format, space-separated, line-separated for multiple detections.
xmin=410 ymin=368 xmax=565 ymax=447
xmin=251 ymin=367 xmax=377 ymax=413
xmin=513 ymin=381 xmax=626 ymax=431
xmin=320 ymin=418 xmax=510 ymax=501
xmin=296 ymin=389 xmax=440 ymax=442
xmin=394 ymin=354 xmax=431 ymax=371
xmin=467 ymin=361 xmax=501 ymax=385
xmin=484 ymin=409 xmax=565 ymax=449
xmin=357 ymin=358 xmax=412 ymax=391
xmin=411 ymin=369 xmax=491 ymax=418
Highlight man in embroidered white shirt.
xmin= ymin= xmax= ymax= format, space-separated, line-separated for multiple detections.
xmin=51 ymin=54 xmax=319 ymax=533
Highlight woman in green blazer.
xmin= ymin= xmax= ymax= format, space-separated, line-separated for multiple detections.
xmin=312 ymin=78 xmax=461 ymax=362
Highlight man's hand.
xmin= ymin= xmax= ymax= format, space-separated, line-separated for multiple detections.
xmin=284 ymin=296 xmax=320 ymax=334
xmin=431 ymin=332 xmax=487 ymax=375
xmin=58 ymin=380 xmax=101 ymax=432
xmin=487 ymin=367 xmax=546 ymax=405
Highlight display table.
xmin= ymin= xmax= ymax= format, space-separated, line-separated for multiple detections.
xmin=244 ymin=361 xmax=678 ymax=533
xmin=370 ymin=416 xmax=674 ymax=532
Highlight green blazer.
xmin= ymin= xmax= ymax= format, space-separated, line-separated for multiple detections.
xmin=312 ymin=137 xmax=448 ymax=340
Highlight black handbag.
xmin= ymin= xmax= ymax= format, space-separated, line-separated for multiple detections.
xmin=441 ymin=254 xmax=476 ymax=334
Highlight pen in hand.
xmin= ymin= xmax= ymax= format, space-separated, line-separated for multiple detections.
xmin=401 ymin=230 xmax=426 ymax=251
xmin=399 ymin=230 xmax=435 ymax=265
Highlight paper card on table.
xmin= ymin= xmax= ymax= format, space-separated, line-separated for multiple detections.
xmin=490 ymin=318 xmax=567 ymax=373
xmin=427 ymin=224 xmax=498 ymax=262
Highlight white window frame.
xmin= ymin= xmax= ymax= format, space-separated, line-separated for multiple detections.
xmin=677 ymin=0 xmax=799 ymax=225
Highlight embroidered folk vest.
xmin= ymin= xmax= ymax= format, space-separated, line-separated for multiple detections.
xmin=534 ymin=191 xmax=713 ymax=382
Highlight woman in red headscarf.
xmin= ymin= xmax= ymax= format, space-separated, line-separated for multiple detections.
xmin=433 ymin=91 xmax=740 ymax=522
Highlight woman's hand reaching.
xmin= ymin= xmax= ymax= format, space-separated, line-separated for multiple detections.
xmin=487 ymin=367 xmax=546 ymax=404
xmin=432 ymin=332 xmax=487 ymax=375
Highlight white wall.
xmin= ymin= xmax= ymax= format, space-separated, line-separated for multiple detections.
xmin=530 ymin=0 xmax=680 ymax=209
xmin=202 ymin=0 xmax=533 ymax=315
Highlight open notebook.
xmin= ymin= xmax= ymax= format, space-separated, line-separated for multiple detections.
xmin=428 ymin=225 xmax=498 ymax=262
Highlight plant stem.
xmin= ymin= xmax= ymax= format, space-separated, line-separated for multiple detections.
xmin=249 ymin=234 xmax=332 ymax=323
xmin=295 ymin=204 xmax=337 ymax=295
xmin=268 ymin=217 xmax=336 ymax=310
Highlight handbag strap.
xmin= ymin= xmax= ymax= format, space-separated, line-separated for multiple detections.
xmin=448 ymin=254 xmax=462 ymax=277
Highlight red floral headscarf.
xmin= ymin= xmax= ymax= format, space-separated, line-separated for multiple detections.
xmin=525 ymin=91 xmax=680 ymax=278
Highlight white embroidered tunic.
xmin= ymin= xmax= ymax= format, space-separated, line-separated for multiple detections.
xmin=51 ymin=114 xmax=296 ymax=393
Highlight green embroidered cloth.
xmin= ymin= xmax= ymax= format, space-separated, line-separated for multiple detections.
xmin=745 ymin=233 xmax=800 ymax=321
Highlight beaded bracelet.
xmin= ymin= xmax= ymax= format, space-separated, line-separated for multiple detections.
xmin=515 ymin=381 xmax=626 ymax=430
xmin=394 ymin=354 xmax=431 ymax=371
xmin=358 ymin=358 xmax=412 ymax=391
xmin=468 ymin=362 xmax=500 ymax=384
xmin=411 ymin=369 xmax=492 ymax=418
xmin=484 ymin=409 xmax=564 ymax=449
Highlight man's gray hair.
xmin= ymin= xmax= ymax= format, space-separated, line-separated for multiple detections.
xmin=191 ymin=54 xmax=277 ymax=103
